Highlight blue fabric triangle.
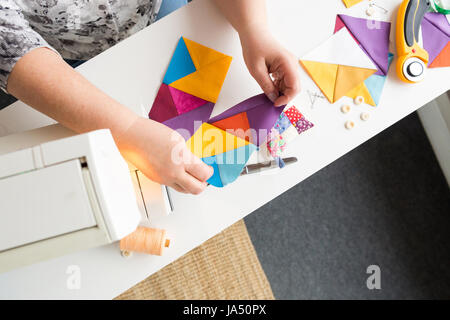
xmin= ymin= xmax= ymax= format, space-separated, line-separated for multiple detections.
xmin=364 ymin=75 xmax=386 ymax=106
xmin=201 ymin=155 xmax=223 ymax=188
xmin=216 ymin=144 xmax=257 ymax=186
xmin=364 ymin=53 xmax=393 ymax=105
xmin=163 ymin=37 xmax=196 ymax=85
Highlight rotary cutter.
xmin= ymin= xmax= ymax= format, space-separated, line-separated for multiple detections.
xmin=396 ymin=0 xmax=431 ymax=83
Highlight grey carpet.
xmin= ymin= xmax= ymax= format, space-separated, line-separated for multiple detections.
xmin=245 ymin=111 xmax=450 ymax=300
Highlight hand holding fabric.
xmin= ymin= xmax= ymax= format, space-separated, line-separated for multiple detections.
xmin=239 ymin=29 xmax=301 ymax=107
xmin=117 ymin=117 xmax=213 ymax=194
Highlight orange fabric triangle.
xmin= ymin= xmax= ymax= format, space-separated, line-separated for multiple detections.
xmin=211 ymin=112 xmax=252 ymax=142
xmin=300 ymin=60 xmax=338 ymax=103
xmin=169 ymin=57 xmax=232 ymax=103
xmin=429 ymin=42 xmax=450 ymax=68
xmin=346 ymin=82 xmax=376 ymax=106
xmin=183 ymin=37 xmax=231 ymax=69
xmin=334 ymin=65 xmax=376 ymax=102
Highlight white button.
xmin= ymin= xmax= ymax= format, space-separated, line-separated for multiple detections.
xmin=366 ymin=7 xmax=375 ymax=16
xmin=360 ymin=112 xmax=370 ymax=121
xmin=354 ymin=96 xmax=365 ymax=105
xmin=345 ymin=121 xmax=355 ymax=130
xmin=341 ymin=105 xmax=351 ymax=114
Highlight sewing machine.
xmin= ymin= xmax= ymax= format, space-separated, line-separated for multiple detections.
xmin=0 ymin=124 xmax=170 ymax=273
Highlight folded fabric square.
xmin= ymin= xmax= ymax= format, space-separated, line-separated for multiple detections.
xmin=422 ymin=13 xmax=450 ymax=68
xmin=149 ymin=37 xmax=232 ymax=123
xmin=183 ymin=94 xmax=284 ymax=188
xmin=300 ymin=28 xmax=378 ymax=104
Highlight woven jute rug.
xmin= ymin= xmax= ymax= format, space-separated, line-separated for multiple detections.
xmin=115 ymin=220 xmax=274 ymax=300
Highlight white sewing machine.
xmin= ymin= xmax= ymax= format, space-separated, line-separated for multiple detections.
xmin=0 ymin=124 xmax=171 ymax=273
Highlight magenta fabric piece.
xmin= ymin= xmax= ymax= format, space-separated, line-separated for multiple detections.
xmin=335 ymin=14 xmax=391 ymax=76
xmin=334 ymin=15 xmax=347 ymax=35
xmin=163 ymin=102 xmax=214 ymax=139
xmin=208 ymin=94 xmax=285 ymax=146
xmin=149 ymin=83 xmax=179 ymax=123
xmin=168 ymin=86 xmax=209 ymax=114
xmin=295 ymin=116 xmax=314 ymax=134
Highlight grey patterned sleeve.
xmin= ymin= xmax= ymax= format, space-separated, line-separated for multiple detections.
xmin=0 ymin=0 xmax=57 ymax=92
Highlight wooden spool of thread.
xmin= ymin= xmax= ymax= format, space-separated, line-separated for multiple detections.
xmin=120 ymin=226 xmax=170 ymax=256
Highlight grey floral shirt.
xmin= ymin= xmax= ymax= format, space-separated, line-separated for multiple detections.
xmin=0 ymin=0 xmax=162 ymax=91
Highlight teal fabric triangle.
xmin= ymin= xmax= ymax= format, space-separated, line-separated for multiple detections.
xmin=364 ymin=53 xmax=393 ymax=105
xmin=163 ymin=37 xmax=196 ymax=85
xmin=364 ymin=75 xmax=386 ymax=106
xmin=201 ymin=155 xmax=223 ymax=188
xmin=216 ymin=144 xmax=257 ymax=186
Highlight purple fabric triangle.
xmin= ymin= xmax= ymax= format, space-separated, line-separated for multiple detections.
xmin=422 ymin=16 xmax=450 ymax=65
xmin=208 ymin=94 xmax=284 ymax=146
xmin=168 ymin=86 xmax=209 ymax=115
xmin=209 ymin=94 xmax=273 ymax=123
xmin=149 ymin=83 xmax=179 ymax=123
xmin=163 ymin=102 xmax=214 ymax=140
xmin=424 ymin=13 xmax=450 ymax=37
xmin=338 ymin=14 xmax=391 ymax=76
xmin=246 ymin=100 xmax=284 ymax=146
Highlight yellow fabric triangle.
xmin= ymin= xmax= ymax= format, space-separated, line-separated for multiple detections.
xmin=300 ymin=60 xmax=338 ymax=103
xmin=346 ymin=82 xmax=376 ymax=106
xmin=169 ymin=57 xmax=232 ymax=103
xmin=334 ymin=65 xmax=376 ymax=102
xmin=183 ymin=37 xmax=231 ymax=69
xmin=186 ymin=123 xmax=250 ymax=159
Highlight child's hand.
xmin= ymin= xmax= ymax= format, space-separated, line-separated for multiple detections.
xmin=117 ymin=117 xmax=213 ymax=194
xmin=239 ymin=28 xmax=301 ymax=107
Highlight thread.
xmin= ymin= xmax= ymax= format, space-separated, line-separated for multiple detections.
xmin=120 ymin=226 xmax=170 ymax=256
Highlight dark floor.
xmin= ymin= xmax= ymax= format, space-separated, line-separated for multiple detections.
xmin=245 ymin=111 xmax=450 ymax=299
xmin=0 ymin=91 xmax=17 ymax=110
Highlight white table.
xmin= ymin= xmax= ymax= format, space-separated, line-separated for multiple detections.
xmin=0 ymin=0 xmax=449 ymax=299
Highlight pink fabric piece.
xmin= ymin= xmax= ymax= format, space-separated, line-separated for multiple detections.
xmin=149 ymin=83 xmax=179 ymax=123
xmin=168 ymin=86 xmax=209 ymax=115
xmin=334 ymin=15 xmax=346 ymax=33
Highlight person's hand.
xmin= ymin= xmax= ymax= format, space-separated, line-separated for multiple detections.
xmin=239 ymin=27 xmax=301 ymax=106
xmin=116 ymin=117 xmax=213 ymax=194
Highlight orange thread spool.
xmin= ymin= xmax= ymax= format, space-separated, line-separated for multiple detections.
xmin=120 ymin=227 xmax=170 ymax=256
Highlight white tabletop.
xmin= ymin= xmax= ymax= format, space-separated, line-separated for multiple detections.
xmin=0 ymin=0 xmax=449 ymax=299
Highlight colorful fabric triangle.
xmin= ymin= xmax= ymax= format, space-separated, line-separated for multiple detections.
xmin=216 ymin=144 xmax=257 ymax=186
xmin=168 ymin=86 xmax=208 ymax=114
xmin=163 ymin=38 xmax=196 ymax=85
xmin=342 ymin=0 xmax=363 ymax=8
